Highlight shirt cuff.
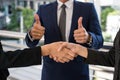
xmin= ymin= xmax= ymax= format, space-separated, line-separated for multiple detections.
xmin=28 ymin=31 xmax=34 ymax=42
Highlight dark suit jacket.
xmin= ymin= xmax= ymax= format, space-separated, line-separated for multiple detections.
xmin=25 ymin=1 xmax=103 ymax=80
xmin=0 ymin=41 xmax=41 ymax=80
xmin=86 ymin=29 xmax=120 ymax=80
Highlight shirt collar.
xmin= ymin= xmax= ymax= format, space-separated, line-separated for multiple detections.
xmin=57 ymin=0 xmax=73 ymax=9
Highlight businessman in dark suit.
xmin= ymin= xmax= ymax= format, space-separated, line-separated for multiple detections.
xmin=25 ymin=0 xmax=103 ymax=80
xmin=0 ymin=41 xmax=75 ymax=80
xmin=62 ymin=29 xmax=120 ymax=80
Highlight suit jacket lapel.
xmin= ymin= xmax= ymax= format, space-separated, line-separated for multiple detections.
xmin=50 ymin=1 xmax=62 ymax=40
xmin=69 ymin=1 xmax=82 ymax=42
xmin=50 ymin=1 xmax=58 ymax=30
xmin=50 ymin=1 xmax=61 ymax=35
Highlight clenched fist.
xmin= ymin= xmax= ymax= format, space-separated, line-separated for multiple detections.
xmin=30 ymin=14 xmax=45 ymax=40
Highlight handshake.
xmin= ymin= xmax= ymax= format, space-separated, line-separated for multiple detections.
xmin=41 ymin=42 xmax=88 ymax=63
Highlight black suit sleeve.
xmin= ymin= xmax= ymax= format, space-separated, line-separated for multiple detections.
xmin=0 ymin=46 xmax=42 ymax=69
xmin=85 ymin=47 xmax=115 ymax=67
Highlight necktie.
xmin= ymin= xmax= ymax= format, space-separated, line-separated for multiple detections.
xmin=59 ymin=4 xmax=66 ymax=41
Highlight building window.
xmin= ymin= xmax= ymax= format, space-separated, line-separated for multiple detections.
xmin=24 ymin=1 xmax=27 ymax=7
xmin=30 ymin=1 xmax=34 ymax=9
xmin=8 ymin=5 xmax=12 ymax=14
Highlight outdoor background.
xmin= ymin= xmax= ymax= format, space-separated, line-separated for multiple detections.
xmin=0 ymin=0 xmax=120 ymax=80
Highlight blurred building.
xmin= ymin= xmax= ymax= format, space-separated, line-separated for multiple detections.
xmin=0 ymin=0 xmax=56 ymax=16
xmin=0 ymin=0 xmax=97 ymax=15
xmin=0 ymin=0 xmax=94 ymax=21
xmin=0 ymin=0 xmax=56 ymax=29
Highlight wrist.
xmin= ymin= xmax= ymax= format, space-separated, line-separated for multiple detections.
xmin=77 ymin=45 xmax=88 ymax=58
xmin=41 ymin=45 xmax=50 ymax=56
xmin=82 ymin=47 xmax=88 ymax=58
xmin=87 ymin=33 xmax=92 ymax=45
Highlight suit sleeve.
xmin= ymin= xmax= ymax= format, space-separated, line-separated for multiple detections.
xmin=25 ymin=33 xmax=40 ymax=48
xmin=85 ymin=47 xmax=115 ymax=67
xmin=0 ymin=46 xmax=42 ymax=69
xmin=88 ymin=3 xmax=103 ymax=49
xmin=25 ymin=6 xmax=42 ymax=48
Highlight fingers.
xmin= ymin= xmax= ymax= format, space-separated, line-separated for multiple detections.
xmin=74 ymin=31 xmax=87 ymax=43
xmin=47 ymin=42 xmax=79 ymax=63
xmin=67 ymin=50 xmax=76 ymax=58
xmin=53 ymin=56 xmax=73 ymax=63
xmin=74 ymin=29 xmax=87 ymax=43
xmin=58 ymin=42 xmax=74 ymax=52
xmin=30 ymin=26 xmax=45 ymax=39
xmin=59 ymin=58 xmax=70 ymax=63
xmin=52 ymin=48 xmax=76 ymax=63
xmin=74 ymin=29 xmax=86 ymax=40
xmin=58 ymin=42 xmax=68 ymax=51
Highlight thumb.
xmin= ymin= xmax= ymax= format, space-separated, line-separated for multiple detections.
xmin=78 ymin=17 xmax=83 ymax=29
xmin=34 ymin=14 xmax=41 ymax=25
xmin=57 ymin=42 xmax=68 ymax=52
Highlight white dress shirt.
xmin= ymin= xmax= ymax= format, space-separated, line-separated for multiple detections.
xmin=57 ymin=0 xmax=73 ymax=41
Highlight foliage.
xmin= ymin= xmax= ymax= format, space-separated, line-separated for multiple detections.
xmin=101 ymin=7 xmax=114 ymax=31
xmin=103 ymin=32 xmax=112 ymax=42
xmin=109 ymin=10 xmax=120 ymax=15
xmin=22 ymin=8 xmax=34 ymax=32
xmin=0 ymin=7 xmax=4 ymax=12
xmin=6 ymin=6 xmax=34 ymax=32
xmin=6 ymin=4 xmax=20 ymax=31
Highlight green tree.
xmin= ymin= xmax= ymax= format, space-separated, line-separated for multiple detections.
xmin=101 ymin=7 xmax=114 ymax=31
xmin=6 ymin=4 xmax=20 ymax=31
xmin=109 ymin=10 xmax=120 ymax=16
xmin=22 ymin=8 xmax=34 ymax=32
xmin=6 ymin=5 xmax=34 ymax=32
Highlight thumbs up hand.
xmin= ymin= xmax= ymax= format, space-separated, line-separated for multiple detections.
xmin=30 ymin=14 xmax=45 ymax=40
xmin=74 ymin=17 xmax=89 ymax=44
